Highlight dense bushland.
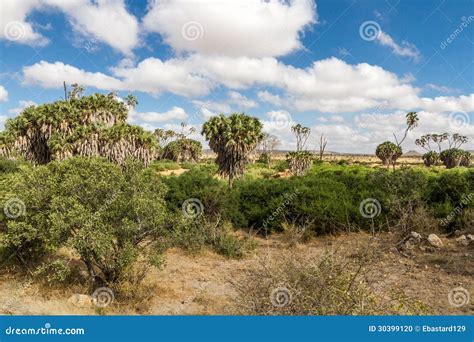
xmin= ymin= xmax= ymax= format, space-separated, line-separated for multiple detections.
xmin=163 ymin=163 xmax=473 ymax=234
xmin=1 ymin=157 xmax=472 ymax=291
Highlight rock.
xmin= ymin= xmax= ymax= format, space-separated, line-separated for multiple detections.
xmin=67 ymin=294 xmax=93 ymax=308
xmin=427 ymin=234 xmax=443 ymax=248
xmin=410 ymin=231 xmax=421 ymax=240
xmin=456 ymin=235 xmax=470 ymax=246
xmin=454 ymin=230 xmax=462 ymax=237
xmin=467 ymin=234 xmax=474 ymax=241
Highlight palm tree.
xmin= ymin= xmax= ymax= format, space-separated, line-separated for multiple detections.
xmin=202 ymin=113 xmax=264 ymax=186
xmin=125 ymin=94 xmax=138 ymax=110
xmin=287 ymin=124 xmax=313 ymax=176
xmin=1 ymin=91 xmax=158 ymax=166
xmin=68 ymin=83 xmax=85 ymax=100
xmin=376 ymin=111 xmax=419 ymax=169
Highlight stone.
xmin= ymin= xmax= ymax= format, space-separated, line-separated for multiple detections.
xmin=427 ymin=234 xmax=443 ymax=248
xmin=456 ymin=235 xmax=470 ymax=246
xmin=67 ymin=294 xmax=93 ymax=308
xmin=466 ymin=234 xmax=474 ymax=241
xmin=410 ymin=231 xmax=421 ymax=240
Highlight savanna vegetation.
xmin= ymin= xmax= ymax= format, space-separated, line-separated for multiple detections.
xmin=0 ymin=89 xmax=472 ymax=315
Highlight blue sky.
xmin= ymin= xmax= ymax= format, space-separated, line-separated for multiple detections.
xmin=0 ymin=0 xmax=473 ymax=152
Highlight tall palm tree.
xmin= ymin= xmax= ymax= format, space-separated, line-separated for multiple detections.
xmin=202 ymin=113 xmax=264 ymax=186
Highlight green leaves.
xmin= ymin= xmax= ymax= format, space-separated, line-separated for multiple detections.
xmin=202 ymin=113 xmax=264 ymax=185
xmin=0 ymin=157 xmax=168 ymax=284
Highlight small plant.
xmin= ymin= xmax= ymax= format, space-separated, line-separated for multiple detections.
xmin=376 ymin=112 xmax=418 ymax=169
xmin=287 ymin=124 xmax=313 ymax=176
xmin=233 ymin=251 xmax=427 ymax=315
xmin=422 ymin=151 xmax=440 ymax=167
xmin=286 ymin=151 xmax=313 ymax=176
xmin=375 ymin=141 xmax=402 ymax=168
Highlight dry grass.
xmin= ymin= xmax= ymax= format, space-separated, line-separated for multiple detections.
xmin=0 ymin=231 xmax=472 ymax=315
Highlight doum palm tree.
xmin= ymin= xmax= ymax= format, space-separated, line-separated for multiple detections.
xmin=202 ymin=113 xmax=264 ymax=186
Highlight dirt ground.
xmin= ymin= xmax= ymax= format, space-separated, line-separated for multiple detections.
xmin=0 ymin=231 xmax=472 ymax=315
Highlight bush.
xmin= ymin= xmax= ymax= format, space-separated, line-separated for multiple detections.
xmin=286 ymin=151 xmax=313 ymax=176
xmin=0 ymin=157 xmax=23 ymax=174
xmin=422 ymin=151 xmax=439 ymax=167
xmin=440 ymin=148 xmax=470 ymax=168
xmin=0 ymin=157 xmax=168 ymax=285
xmin=234 ymin=251 xmax=427 ymax=315
xmin=168 ymin=217 xmax=251 ymax=258
xmin=162 ymin=139 xmax=202 ymax=163
xmin=162 ymin=168 xmax=242 ymax=224
xmin=376 ymin=141 xmax=402 ymax=166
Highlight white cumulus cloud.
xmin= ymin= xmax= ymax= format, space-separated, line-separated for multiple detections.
xmin=143 ymin=0 xmax=316 ymax=57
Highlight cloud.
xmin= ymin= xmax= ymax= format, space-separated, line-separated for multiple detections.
xmin=227 ymin=91 xmax=257 ymax=109
xmin=46 ymin=0 xmax=139 ymax=55
xmin=376 ymin=31 xmax=421 ymax=61
xmin=0 ymin=0 xmax=139 ymax=54
xmin=111 ymin=57 xmax=212 ymax=97
xmin=257 ymin=91 xmax=285 ymax=106
xmin=22 ymin=57 xmax=474 ymax=114
xmin=0 ymin=85 xmax=8 ymax=102
xmin=8 ymin=100 xmax=37 ymax=115
xmin=426 ymin=83 xmax=458 ymax=94
xmin=143 ymin=0 xmax=316 ymax=57
xmin=0 ymin=0 xmax=49 ymax=46
xmin=129 ymin=106 xmax=188 ymax=123
xmin=22 ymin=61 xmax=123 ymax=90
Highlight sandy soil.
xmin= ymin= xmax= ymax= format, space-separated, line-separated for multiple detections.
xmin=0 ymin=232 xmax=472 ymax=315
xmin=156 ymin=168 xmax=189 ymax=176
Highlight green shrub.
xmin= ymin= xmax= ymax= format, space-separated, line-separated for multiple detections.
xmin=422 ymin=151 xmax=440 ymax=167
xmin=162 ymin=139 xmax=202 ymax=162
xmin=149 ymin=160 xmax=181 ymax=172
xmin=162 ymin=168 xmax=242 ymax=224
xmin=0 ymin=157 xmax=23 ymax=174
xmin=168 ymin=217 xmax=251 ymax=258
xmin=0 ymin=157 xmax=168 ymax=285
